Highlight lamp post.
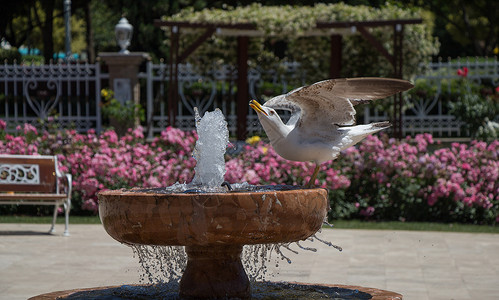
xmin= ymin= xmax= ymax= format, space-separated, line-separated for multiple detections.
xmin=115 ymin=17 xmax=133 ymax=54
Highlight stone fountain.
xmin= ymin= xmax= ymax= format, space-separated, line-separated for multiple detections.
xmin=98 ymin=185 xmax=328 ymax=299
xmin=30 ymin=109 xmax=402 ymax=299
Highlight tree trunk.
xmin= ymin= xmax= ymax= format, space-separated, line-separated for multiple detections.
xmin=84 ymin=1 xmax=95 ymax=63
xmin=39 ymin=0 xmax=55 ymax=63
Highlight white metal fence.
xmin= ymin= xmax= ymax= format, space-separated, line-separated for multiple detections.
xmin=2 ymin=57 xmax=497 ymax=138
xmin=364 ymin=56 xmax=499 ymax=137
xmin=138 ymin=61 xmax=306 ymax=138
xmin=0 ymin=62 xmax=104 ymax=133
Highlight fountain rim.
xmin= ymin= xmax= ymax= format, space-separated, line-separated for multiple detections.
xmin=97 ymin=186 xmax=330 ymax=247
xmin=28 ymin=282 xmax=403 ymax=300
xmin=97 ymin=186 xmax=328 ymax=197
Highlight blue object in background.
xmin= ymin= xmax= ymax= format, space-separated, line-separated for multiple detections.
xmin=17 ymin=47 xmax=79 ymax=60
xmin=18 ymin=47 xmax=41 ymax=55
xmin=53 ymin=52 xmax=80 ymax=60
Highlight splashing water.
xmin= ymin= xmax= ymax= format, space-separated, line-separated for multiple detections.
xmin=160 ymin=108 xmax=229 ymax=193
xmin=191 ymin=107 xmax=229 ymax=189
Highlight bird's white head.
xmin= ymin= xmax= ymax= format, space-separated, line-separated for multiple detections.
xmin=249 ymin=100 xmax=290 ymax=143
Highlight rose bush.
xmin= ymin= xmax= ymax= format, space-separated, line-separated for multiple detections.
xmin=334 ymin=134 xmax=498 ymax=223
xmin=1 ymin=121 xmax=497 ymax=224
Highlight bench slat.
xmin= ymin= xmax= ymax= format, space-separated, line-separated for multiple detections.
xmin=0 ymin=193 xmax=68 ymax=201
xmin=0 ymin=156 xmax=57 ymax=193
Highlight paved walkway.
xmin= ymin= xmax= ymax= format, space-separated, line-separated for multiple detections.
xmin=0 ymin=223 xmax=498 ymax=300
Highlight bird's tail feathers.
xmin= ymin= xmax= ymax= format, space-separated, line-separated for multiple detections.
xmin=371 ymin=121 xmax=391 ymax=130
xmin=338 ymin=121 xmax=391 ymax=134
xmin=337 ymin=121 xmax=391 ymax=147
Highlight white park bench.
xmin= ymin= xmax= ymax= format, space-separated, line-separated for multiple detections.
xmin=0 ymin=155 xmax=72 ymax=236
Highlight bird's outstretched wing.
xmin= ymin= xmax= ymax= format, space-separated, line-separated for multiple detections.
xmin=284 ymin=78 xmax=413 ymax=129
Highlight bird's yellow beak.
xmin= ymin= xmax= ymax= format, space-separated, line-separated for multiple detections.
xmin=249 ymin=100 xmax=268 ymax=116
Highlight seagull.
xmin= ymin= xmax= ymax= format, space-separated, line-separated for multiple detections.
xmin=249 ymin=77 xmax=414 ymax=187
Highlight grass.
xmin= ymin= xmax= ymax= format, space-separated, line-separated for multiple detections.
xmin=0 ymin=215 xmax=497 ymax=233
xmin=0 ymin=215 xmax=102 ymax=224
xmin=330 ymin=219 xmax=499 ymax=234
xmin=449 ymin=56 xmax=497 ymax=63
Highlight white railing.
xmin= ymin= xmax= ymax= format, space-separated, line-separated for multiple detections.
xmin=365 ymin=56 xmax=499 ymax=137
xmin=2 ymin=57 xmax=497 ymax=139
xmin=0 ymin=61 xmax=104 ymax=133
xmin=139 ymin=61 xmax=306 ymax=138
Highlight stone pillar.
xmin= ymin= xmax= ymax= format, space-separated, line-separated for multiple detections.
xmin=99 ymin=52 xmax=150 ymax=105
xmin=98 ymin=52 xmax=150 ymax=131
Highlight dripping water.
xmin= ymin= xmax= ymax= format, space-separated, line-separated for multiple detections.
xmin=130 ymin=218 xmax=342 ymax=284
xmin=131 ymin=245 xmax=187 ymax=284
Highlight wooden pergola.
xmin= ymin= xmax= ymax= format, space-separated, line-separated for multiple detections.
xmin=154 ymin=18 xmax=422 ymax=139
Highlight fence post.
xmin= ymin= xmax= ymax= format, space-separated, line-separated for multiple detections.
xmin=236 ymin=36 xmax=249 ymax=140
xmin=96 ymin=62 xmax=102 ymax=133
xmin=146 ymin=60 xmax=154 ymax=139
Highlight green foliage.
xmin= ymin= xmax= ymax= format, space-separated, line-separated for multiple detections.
xmin=164 ymin=3 xmax=439 ymax=81
xmin=21 ymin=55 xmax=45 ymax=65
xmin=53 ymin=14 xmax=87 ymax=55
xmin=400 ymin=0 xmax=498 ymax=56
xmin=90 ymin=1 xmax=119 ymax=53
xmin=100 ymin=88 xmax=145 ymax=132
xmin=404 ymin=74 xmax=499 ymax=140
xmin=0 ymin=48 xmax=21 ymax=63
xmin=450 ymin=92 xmax=499 ymax=141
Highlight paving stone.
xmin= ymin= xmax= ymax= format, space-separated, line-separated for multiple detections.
xmin=0 ymin=224 xmax=498 ymax=300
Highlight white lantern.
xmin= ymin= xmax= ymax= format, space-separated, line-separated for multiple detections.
xmin=115 ymin=17 xmax=133 ymax=54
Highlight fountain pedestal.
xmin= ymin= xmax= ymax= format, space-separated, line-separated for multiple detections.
xmin=181 ymin=245 xmax=249 ymax=299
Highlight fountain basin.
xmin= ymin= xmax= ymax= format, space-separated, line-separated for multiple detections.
xmin=98 ymin=187 xmax=329 ymax=299
xmin=30 ymin=282 xmax=403 ymax=299
xmin=98 ymin=187 xmax=328 ymax=246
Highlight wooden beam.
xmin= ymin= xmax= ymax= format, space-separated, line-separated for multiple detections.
xmin=236 ymin=36 xmax=249 ymax=140
xmin=356 ymin=25 xmax=395 ymax=66
xmin=316 ymin=19 xmax=422 ymax=28
xmin=178 ymin=27 xmax=216 ymax=63
xmin=393 ymin=24 xmax=405 ymax=139
xmin=154 ymin=20 xmax=257 ymax=30
xmin=330 ymin=34 xmax=342 ymax=78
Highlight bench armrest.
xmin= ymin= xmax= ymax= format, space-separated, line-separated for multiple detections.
xmin=63 ymin=173 xmax=73 ymax=198
xmin=56 ymin=169 xmax=72 ymax=198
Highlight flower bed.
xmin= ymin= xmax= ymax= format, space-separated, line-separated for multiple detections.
xmin=1 ymin=121 xmax=497 ymax=224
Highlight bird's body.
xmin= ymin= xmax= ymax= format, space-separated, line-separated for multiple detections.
xmin=249 ymin=77 xmax=414 ymax=186
xmin=268 ymin=120 xmax=391 ymax=164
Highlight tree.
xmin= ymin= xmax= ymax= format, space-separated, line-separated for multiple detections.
xmin=0 ymin=0 xmax=87 ymax=62
xmin=401 ymin=0 xmax=498 ymax=56
xmin=84 ymin=1 xmax=96 ymax=63
xmin=37 ymin=0 xmax=56 ymax=62
xmin=0 ymin=1 xmax=37 ymax=49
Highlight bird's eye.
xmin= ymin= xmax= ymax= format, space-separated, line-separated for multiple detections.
xmin=270 ymin=111 xmax=275 ymax=115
